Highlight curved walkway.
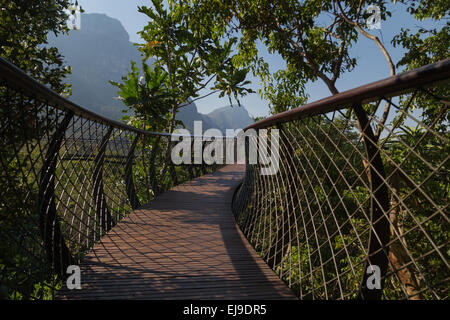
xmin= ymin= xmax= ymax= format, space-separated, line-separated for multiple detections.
xmin=57 ymin=164 xmax=296 ymax=299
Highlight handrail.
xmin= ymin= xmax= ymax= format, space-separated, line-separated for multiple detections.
xmin=0 ymin=56 xmax=228 ymax=299
xmin=0 ymin=57 xmax=151 ymax=135
xmin=0 ymin=57 xmax=231 ymax=139
xmin=233 ymin=59 xmax=450 ymax=300
xmin=1 ymin=54 xmax=448 ymax=300
xmin=246 ymin=58 xmax=450 ymax=130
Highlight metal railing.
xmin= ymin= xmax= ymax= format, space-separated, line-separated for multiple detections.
xmin=1 ymin=55 xmax=449 ymax=300
xmin=0 ymin=57 xmax=225 ymax=299
xmin=232 ymin=59 xmax=450 ymax=300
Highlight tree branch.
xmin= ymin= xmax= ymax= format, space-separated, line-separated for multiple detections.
xmin=337 ymin=1 xmax=396 ymax=140
xmin=177 ymin=89 xmax=220 ymax=109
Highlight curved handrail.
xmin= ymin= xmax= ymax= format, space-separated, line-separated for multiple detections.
xmin=0 ymin=56 xmax=228 ymax=299
xmin=0 ymin=56 xmax=151 ymax=135
xmin=1 ymin=54 xmax=449 ymax=300
xmin=0 ymin=57 xmax=231 ymax=139
xmin=246 ymin=58 xmax=450 ymax=130
xmin=233 ymin=59 xmax=450 ymax=300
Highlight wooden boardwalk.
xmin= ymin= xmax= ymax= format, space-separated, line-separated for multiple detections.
xmin=57 ymin=164 xmax=296 ymax=300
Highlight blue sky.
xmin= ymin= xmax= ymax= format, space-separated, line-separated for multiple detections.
xmin=75 ymin=0 xmax=438 ymax=117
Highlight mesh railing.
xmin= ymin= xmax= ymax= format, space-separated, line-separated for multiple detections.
xmin=232 ymin=59 xmax=450 ymax=300
xmin=0 ymin=57 xmax=224 ymax=299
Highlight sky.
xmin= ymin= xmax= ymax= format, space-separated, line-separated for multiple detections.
xmin=74 ymin=0 xmax=439 ymax=118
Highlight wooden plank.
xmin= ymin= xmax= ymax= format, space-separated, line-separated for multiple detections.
xmin=57 ymin=164 xmax=297 ymax=300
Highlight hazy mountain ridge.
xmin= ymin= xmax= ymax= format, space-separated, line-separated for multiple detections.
xmin=47 ymin=13 xmax=141 ymax=120
xmin=47 ymin=13 xmax=253 ymax=130
xmin=206 ymin=105 xmax=253 ymax=131
xmin=176 ymin=102 xmax=253 ymax=133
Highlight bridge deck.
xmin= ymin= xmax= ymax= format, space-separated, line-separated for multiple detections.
xmin=57 ymin=164 xmax=296 ymax=300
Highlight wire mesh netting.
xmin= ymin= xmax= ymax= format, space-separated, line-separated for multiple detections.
xmin=0 ymin=70 xmax=223 ymax=299
xmin=232 ymin=83 xmax=449 ymax=300
xmin=1 ymin=55 xmax=449 ymax=300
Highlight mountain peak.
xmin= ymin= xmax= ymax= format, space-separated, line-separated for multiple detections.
xmin=206 ymin=105 xmax=252 ymax=130
xmin=177 ymin=103 xmax=253 ymax=133
xmin=47 ymin=13 xmax=254 ymax=130
xmin=47 ymin=13 xmax=141 ymax=120
xmin=75 ymin=13 xmax=130 ymax=42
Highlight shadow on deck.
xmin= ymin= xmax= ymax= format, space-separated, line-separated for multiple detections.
xmin=57 ymin=164 xmax=296 ymax=300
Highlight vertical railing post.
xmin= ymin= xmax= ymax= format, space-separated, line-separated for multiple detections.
xmin=188 ymin=137 xmax=196 ymax=180
xmin=124 ymin=135 xmax=141 ymax=210
xmin=200 ymin=140 xmax=207 ymax=175
xmin=93 ymin=126 xmax=115 ymax=232
xmin=39 ymin=111 xmax=74 ymax=278
xmin=264 ymin=124 xmax=297 ymax=269
xmin=169 ymin=141 xmax=179 ymax=186
xmin=188 ymin=164 xmax=195 ymax=180
xmin=354 ymin=103 xmax=390 ymax=300
xmin=149 ymin=135 xmax=161 ymax=197
xmin=238 ymin=133 xmax=254 ymax=226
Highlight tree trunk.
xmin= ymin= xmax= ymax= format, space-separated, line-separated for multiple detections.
xmin=389 ymin=175 xmax=422 ymax=299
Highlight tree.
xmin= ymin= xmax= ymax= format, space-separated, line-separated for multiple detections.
xmin=189 ymin=0 xmax=395 ymax=131
xmin=392 ymin=0 xmax=450 ymax=128
xmin=187 ymin=0 xmax=449 ymax=299
xmin=393 ymin=0 xmax=449 ymax=70
xmin=384 ymin=0 xmax=449 ymax=299
xmin=0 ymin=0 xmax=75 ymax=94
xmin=111 ymin=0 xmax=254 ymax=199
xmin=112 ymin=0 xmax=253 ymax=134
xmin=0 ymin=0 xmax=79 ymax=299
